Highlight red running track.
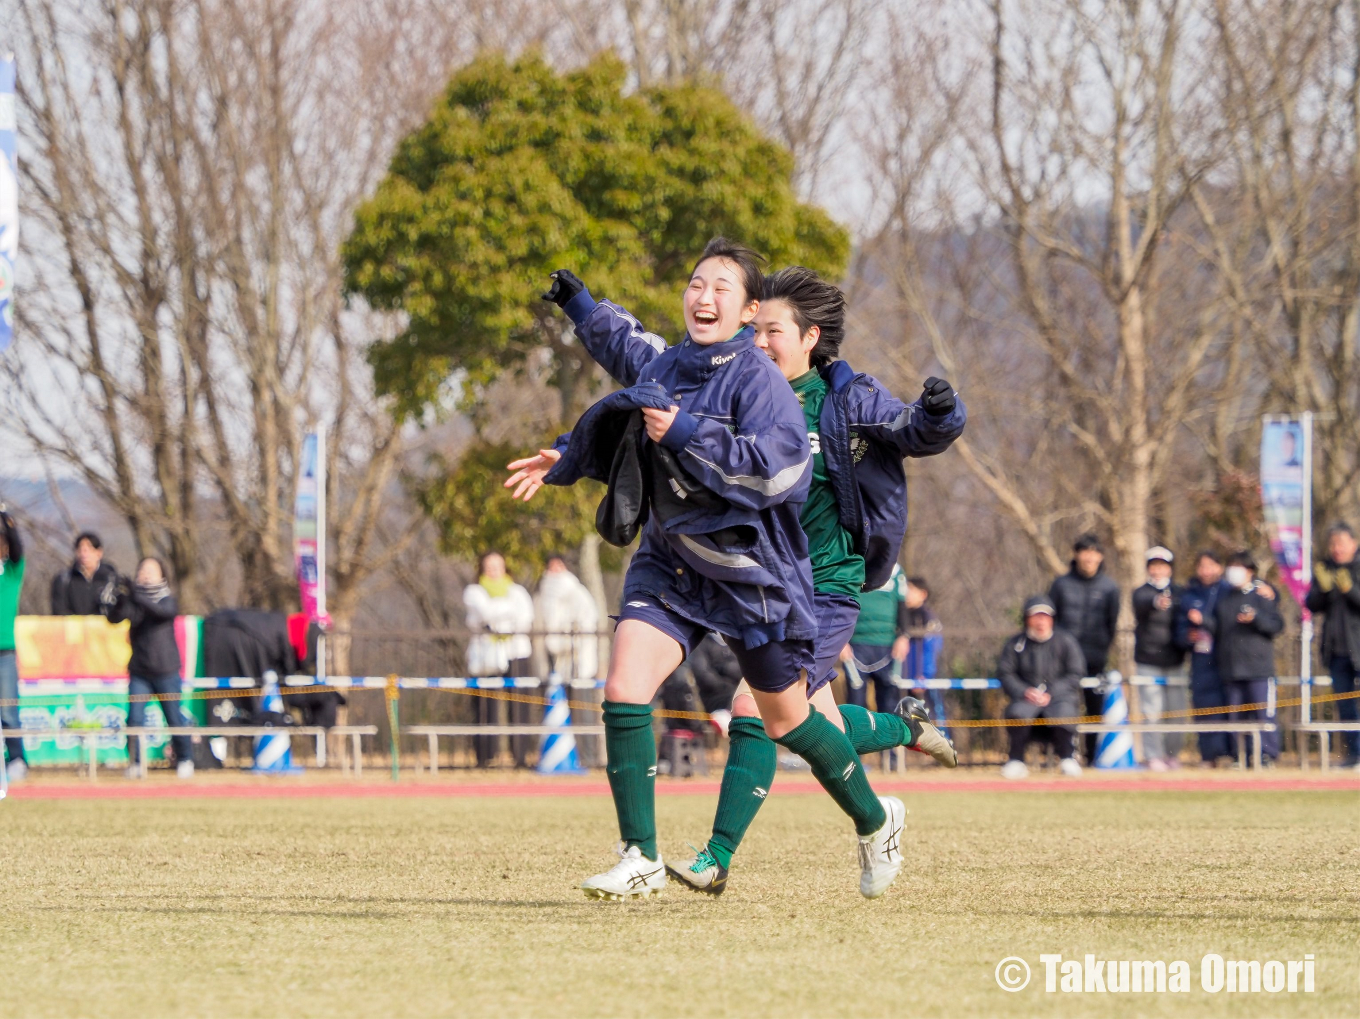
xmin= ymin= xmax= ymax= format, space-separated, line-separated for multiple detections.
xmin=5 ymin=776 xmax=1358 ymax=800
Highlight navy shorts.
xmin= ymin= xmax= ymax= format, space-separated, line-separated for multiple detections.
xmin=617 ymin=598 xmax=814 ymax=694
xmin=808 ymin=592 xmax=861 ymax=696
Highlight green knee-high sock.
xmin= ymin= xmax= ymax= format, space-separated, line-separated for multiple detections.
xmin=839 ymin=703 xmax=914 ymax=754
xmin=774 ymin=707 xmax=887 ymax=836
xmin=708 ymin=717 xmax=777 ymax=869
xmin=603 ymin=700 xmax=658 ymax=861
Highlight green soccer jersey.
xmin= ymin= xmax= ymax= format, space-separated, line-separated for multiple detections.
xmin=852 ymin=564 xmax=906 ymax=645
xmin=791 ymin=369 xmax=865 ymax=599
xmin=0 ymin=556 xmax=24 ymax=651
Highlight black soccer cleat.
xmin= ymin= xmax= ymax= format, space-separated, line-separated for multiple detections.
xmin=896 ymin=696 xmax=958 ymax=768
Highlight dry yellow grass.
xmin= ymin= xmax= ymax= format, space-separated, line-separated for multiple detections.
xmin=0 ymin=788 xmax=1355 ymax=1017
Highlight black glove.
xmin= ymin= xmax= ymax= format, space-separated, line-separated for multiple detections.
xmin=541 ymin=269 xmax=586 ymax=309
xmin=920 ymin=377 xmax=956 ymax=417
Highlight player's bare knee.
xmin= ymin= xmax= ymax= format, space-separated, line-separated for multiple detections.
xmin=731 ymin=693 xmax=759 ymax=719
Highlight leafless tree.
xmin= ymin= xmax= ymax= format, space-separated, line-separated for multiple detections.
xmin=1194 ymin=0 xmax=1360 ymax=526
xmin=0 ymin=0 xmax=485 ymax=662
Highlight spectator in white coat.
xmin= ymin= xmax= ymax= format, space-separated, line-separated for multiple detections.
xmin=464 ymin=551 xmax=535 ymax=678
xmin=536 ymin=555 xmax=599 ymax=680
xmin=463 ymin=551 xmax=536 ymax=767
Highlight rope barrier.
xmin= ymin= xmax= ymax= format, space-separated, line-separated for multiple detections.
xmin=4 ymin=679 xmax=1358 ymax=728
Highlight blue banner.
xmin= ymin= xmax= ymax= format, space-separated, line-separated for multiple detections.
xmin=0 ymin=54 xmax=16 ymax=352
xmin=1260 ymin=418 xmax=1310 ymax=606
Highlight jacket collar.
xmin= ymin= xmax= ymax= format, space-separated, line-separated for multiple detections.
xmin=820 ymin=359 xmax=857 ymax=393
xmin=674 ymin=325 xmax=756 ymax=377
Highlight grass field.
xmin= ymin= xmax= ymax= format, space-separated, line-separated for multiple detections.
xmin=0 ymin=784 xmax=1356 ymax=1018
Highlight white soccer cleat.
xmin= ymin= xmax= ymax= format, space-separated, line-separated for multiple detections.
xmin=1001 ymin=759 xmax=1029 ymax=780
xmin=666 ymin=844 xmax=729 ymax=896
xmin=177 ymin=760 xmax=195 ymax=780
xmin=5 ymin=759 xmax=27 ymax=782
xmin=858 ymin=795 xmax=905 ymax=899
xmin=580 ymin=844 xmax=668 ymax=901
xmin=1058 ymin=757 xmax=1082 ymax=777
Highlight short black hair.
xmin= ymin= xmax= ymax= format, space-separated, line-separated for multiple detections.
xmin=1073 ymin=532 xmax=1103 ymax=553
xmin=761 ymin=266 xmax=846 ymax=368
xmin=1195 ymin=549 xmax=1223 ymax=565
xmin=906 ymin=576 xmax=929 ymax=595
xmin=1327 ymin=522 xmax=1355 ymax=540
xmin=692 ymin=237 xmax=766 ymax=305
xmin=1226 ymin=550 xmax=1258 ymax=572
xmin=74 ymin=531 xmax=102 ymax=551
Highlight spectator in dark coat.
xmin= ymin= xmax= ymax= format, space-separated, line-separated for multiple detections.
xmin=1131 ymin=546 xmax=1187 ymax=770
xmin=1206 ymin=551 xmax=1283 ymax=762
xmin=1049 ymin=533 xmax=1122 ymax=763
xmin=1305 ymin=523 xmax=1360 ymax=767
xmin=202 ymin=608 xmax=299 ymax=726
xmin=106 ymin=557 xmax=194 ymax=777
xmin=1177 ymin=551 xmax=1233 ymax=764
xmin=50 ymin=532 xmax=119 ymax=616
xmin=998 ymin=595 xmax=1086 ymax=779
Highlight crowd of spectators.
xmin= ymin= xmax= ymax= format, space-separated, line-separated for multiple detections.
xmin=3 ymin=513 xmax=1359 ymax=776
xmin=994 ymin=526 xmax=1360 ymax=775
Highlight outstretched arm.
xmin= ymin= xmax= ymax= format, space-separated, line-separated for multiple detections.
xmin=0 ymin=512 xmax=22 ymax=563
xmin=851 ymin=376 xmax=966 ymax=458
xmin=504 ymin=446 xmax=564 ymax=502
xmin=544 ymin=271 xmax=666 ymax=387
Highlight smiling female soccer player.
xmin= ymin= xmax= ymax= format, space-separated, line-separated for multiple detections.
xmin=667 ymin=266 xmax=965 ymax=896
xmin=506 ymin=239 xmax=904 ymax=900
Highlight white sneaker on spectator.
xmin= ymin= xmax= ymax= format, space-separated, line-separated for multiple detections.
xmin=1059 ymin=757 xmax=1082 ymax=777
xmin=1147 ymin=757 xmax=1169 ymax=773
xmin=125 ymin=765 xmax=142 ymax=780
xmin=177 ymin=760 xmax=194 ymax=780
xmin=1001 ymin=759 xmax=1029 ymax=780
xmin=858 ymin=795 xmax=905 ymax=898
xmin=6 ymin=759 xmax=27 ymax=782
xmin=581 ymin=844 xmax=667 ymax=900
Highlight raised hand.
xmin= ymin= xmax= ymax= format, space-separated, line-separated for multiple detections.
xmin=920 ymin=377 xmax=956 ymax=417
xmin=542 ymin=269 xmax=586 ymax=309
xmin=504 ymin=448 xmax=562 ymax=502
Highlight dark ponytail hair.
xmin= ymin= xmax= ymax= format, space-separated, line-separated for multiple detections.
xmin=691 ymin=237 xmax=766 ymax=305
xmin=761 ymin=266 xmax=846 ymax=368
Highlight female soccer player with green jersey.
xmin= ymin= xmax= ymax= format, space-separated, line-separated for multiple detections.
xmin=667 ymin=267 xmax=965 ymax=896
xmin=507 ymin=243 xmax=907 ymax=899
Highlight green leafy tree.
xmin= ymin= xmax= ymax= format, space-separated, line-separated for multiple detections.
xmin=345 ymin=52 xmax=848 ymax=589
xmin=343 ymin=51 xmax=849 ymax=422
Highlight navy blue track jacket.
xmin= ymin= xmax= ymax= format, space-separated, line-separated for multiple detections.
xmin=816 ymin=360 xmax=965 ymax=590
xmin=545 ymin=294 xmax=815 ymax=648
